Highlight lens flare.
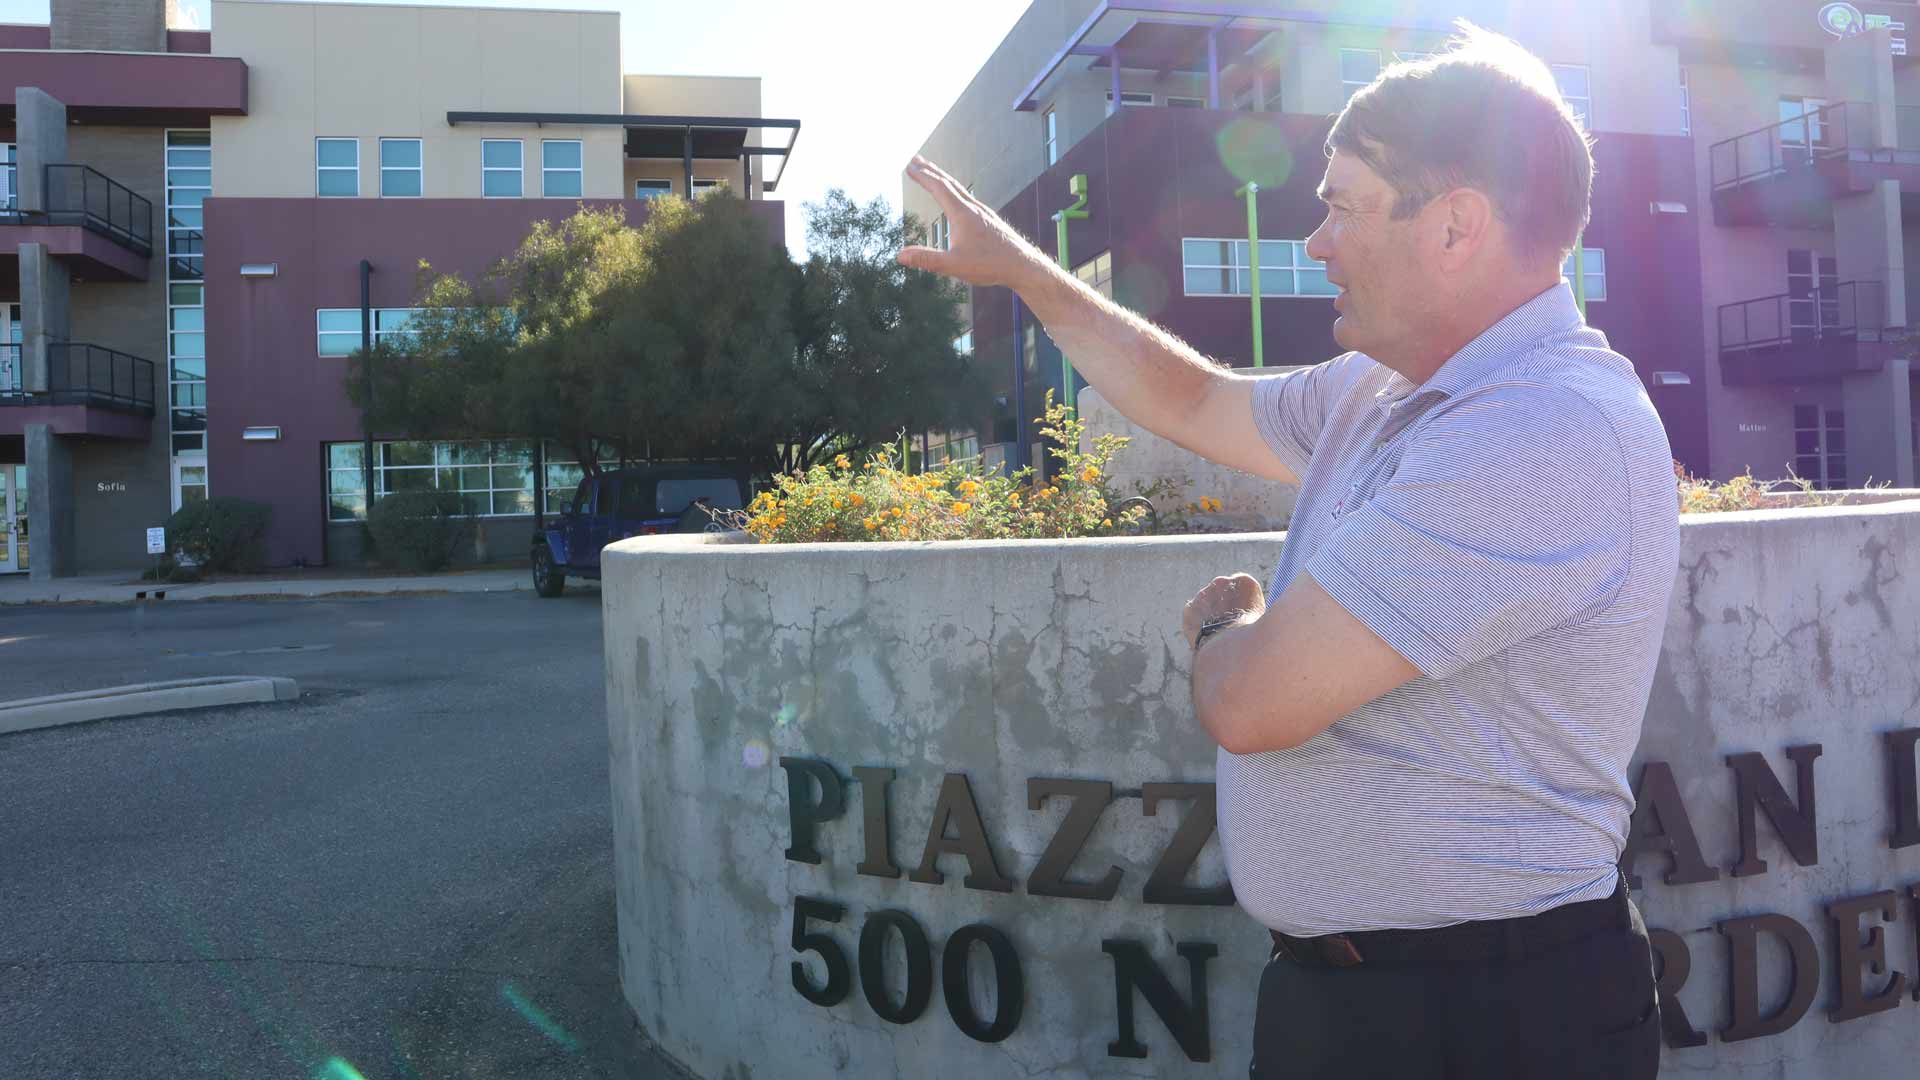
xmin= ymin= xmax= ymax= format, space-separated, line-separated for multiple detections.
xmin=742 ymin=738 xmax=772 ymax=768
xmin=500 ymin=982 xmax=581 ymax=1052
xmin=315 ymin=1059 xmax=367 ymax=1080
xmin=1216 ymin=118 xmax=1296 ymax=190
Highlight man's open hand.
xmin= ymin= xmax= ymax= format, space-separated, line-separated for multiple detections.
xmin=897 ymin=156 xmax=1050 ymax=289
xmin=1183 ymin=573 xmax=1267 ymax=650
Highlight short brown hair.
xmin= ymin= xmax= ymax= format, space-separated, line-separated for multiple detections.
xmin=1326 ymin=22 xmax=1593 ymax=266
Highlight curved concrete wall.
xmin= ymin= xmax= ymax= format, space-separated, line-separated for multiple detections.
xmin=604 ymin=501 xmax=1920 ymax=1078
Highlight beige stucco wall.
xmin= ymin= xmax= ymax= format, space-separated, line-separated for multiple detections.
xmin=209 ymin=0 xmax=624 ymax=199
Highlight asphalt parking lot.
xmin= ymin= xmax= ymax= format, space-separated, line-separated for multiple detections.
xmin=0 ymin=589 xmax=684 ymax=1079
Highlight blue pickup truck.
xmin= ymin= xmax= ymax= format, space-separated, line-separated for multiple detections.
xmin=531 ymin=465 xmax=747 ymax=597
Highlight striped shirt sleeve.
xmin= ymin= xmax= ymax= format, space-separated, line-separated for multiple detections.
xmin=1303 ymin=383 xmax=1633 ymax=681
xmin=1250 ymin=354 xmax=1365 ymax=479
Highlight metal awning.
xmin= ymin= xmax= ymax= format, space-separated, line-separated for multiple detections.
xmin=1012 ymin=1 xmax=1453 ymax=112
xmin=445 ymin=112 xmax=802 ymax=194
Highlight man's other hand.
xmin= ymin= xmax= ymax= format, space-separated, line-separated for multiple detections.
xmin=1183 ymin=573 xmax=1267 ymax=649
xmin=897 ymin=156 xmax=1049 ymax=289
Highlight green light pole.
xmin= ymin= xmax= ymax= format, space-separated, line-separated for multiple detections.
xmin=1571 ymin=232 xmax=1587 ymax=318
xmin=1052 ymin=174 xmax=1090 ymax=410
xmin=1235 ymin=181 xmax=1264 ymax=367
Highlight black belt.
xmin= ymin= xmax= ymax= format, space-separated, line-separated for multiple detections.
xmin=1268 ymin=880 xmax=1630 ymax=970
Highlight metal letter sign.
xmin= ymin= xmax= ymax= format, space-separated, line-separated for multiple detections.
xmin=1819 ymin=3 xmax=1909 ymax=55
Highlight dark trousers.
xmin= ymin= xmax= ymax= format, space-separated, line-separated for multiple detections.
xmin=1249 ymin=894 xmax=1661 ymax=1079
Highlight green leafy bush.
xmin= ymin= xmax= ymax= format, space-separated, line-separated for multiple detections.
xmin=139 ymin=557 xmax=204 ymax=584
xmin=167 ymin=497 xmax=272 ymax=572
xmin=367 ymin=490 xmax=466 ymax=571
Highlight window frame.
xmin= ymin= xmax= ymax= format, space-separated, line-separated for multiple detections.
xmin=541 ymin=139 xmax=584 ymax=198
xmin=316 ymin=136 xmax=360 ymax=198
xmin=316 ymin=307 xmax=423 ymax=358
xmin=1552 ymin=63 xmax=1593 ymax=131
xmin=1679 ymin=66 xmax=1690 ymax=137
xmin=1561 ymin=247 xmax=1608 ymax=303
xmin=1074 ymin=251 xmax=1114 ymax=300
xmin=1180 ymin=237 xmax=1335 ymax=299
xmin=378 ymin=137 xmax=423 ymax=198
xmin=1166 ymin=96 xmax=1206 ymax=109
xmin=1339 ymin=48 xmax=1382 ymax=99
xmin=481 ymin=139 xmax=524 ymax=198
xmin=633 ymin=178 xmax=673 ymax=200
xmin=1043 ymin=107 xmax=1059 ymax=165
xmin=327 ymin=439 xmax=541 ymax=522
xmin=691 ymin=177 xmax=727 ymax=196
xmin=1104 ymin=90 xmax=1156 ymax=108
xmin=1 ymin=143 xmax=14 ymax=210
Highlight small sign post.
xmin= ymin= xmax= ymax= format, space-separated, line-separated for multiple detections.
xmin=146 ymin=526 xmax=166 ymax=586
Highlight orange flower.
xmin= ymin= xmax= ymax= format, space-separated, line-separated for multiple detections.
xmin=849 ymin=493 xmax=866 ymax=507
xmin=1081 ymin=466 xmax=1101 ymax=484
xmin=951 ymin=501 xmax=972 ymax=515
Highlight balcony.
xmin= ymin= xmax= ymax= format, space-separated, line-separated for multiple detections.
xmin=0 ymin=165 xmax=154 ymax=281
xmin=0 ymin=342 xmax=157 ymax=440
xmin=1718 ymin=281 xmax=1902 ymax=386
xmin=1709 ymin=102 xmax=1920 ymax=227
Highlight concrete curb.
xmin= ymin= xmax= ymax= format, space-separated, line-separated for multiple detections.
xmin=0 ymin=677 xmax=302 ymax=735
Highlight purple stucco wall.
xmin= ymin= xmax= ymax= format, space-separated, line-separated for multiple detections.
xmin=971 ymin=107 xmax=1711 ymax=475
xmin=2 ymin=50 xmax=245 ymax=121
xmin=202 ymin=196 xmax=786 ymax=567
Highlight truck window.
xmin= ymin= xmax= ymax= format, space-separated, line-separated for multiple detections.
xmin=570 ymin=479 xmax=592 ymax=516
xmin=657 ymin=477 xmax=741 ymax=515
xmin=619 ymin=474 xmax=651 ymax=518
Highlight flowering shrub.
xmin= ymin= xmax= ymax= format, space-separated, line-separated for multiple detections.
xmin=1677 ymin=464 xmax=1859 ymax=514
xmin=733 ymin=395 xmax=1210 ymax=543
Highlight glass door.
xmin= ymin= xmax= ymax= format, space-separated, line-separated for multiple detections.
xmin=171 ymin=455 xmax=208 ymax=511
xmin=1 ymin=465 xmax=23 ymax=574
xmin=1787 ymin=250 xmax=1838 ymax=340
xmin=2 ymin=302 xmax=19 ymax=395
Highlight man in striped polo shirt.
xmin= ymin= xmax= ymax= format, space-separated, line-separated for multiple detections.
xmin=901 ymin=22 xmax=1675 ymax=1079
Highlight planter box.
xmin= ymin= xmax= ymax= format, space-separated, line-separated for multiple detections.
xmin=604 ymin=500 xmax=1920 ymax=1078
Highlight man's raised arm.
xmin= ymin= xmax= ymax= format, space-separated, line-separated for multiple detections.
xmin=896 ymin=156 xmax=1298 ymax=485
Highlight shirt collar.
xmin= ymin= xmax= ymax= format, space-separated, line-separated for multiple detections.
xmin=1372 ymin=283 xmax=1584 ymax=412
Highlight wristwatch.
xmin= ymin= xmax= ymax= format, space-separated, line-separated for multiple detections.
xmin=1193 ymin=611 xmax=1247 ymax=651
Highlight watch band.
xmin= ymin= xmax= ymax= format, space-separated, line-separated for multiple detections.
xmin=1193 ymin=611 xmax=1247 ymax=651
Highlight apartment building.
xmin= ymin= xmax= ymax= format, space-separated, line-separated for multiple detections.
xmin=908 ymin=0 xmax=1920 ymax=492
xmin=3 ymin=0 xmax=797 ymax=578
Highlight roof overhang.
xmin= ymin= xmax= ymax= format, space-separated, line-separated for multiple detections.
xmin=1012 ymin=1 xmax=1453 ymax=112
xmin=0 ymin=50 xmax=248 ymax=124
xmin=446 ymin=112 xmax=802 ymax=193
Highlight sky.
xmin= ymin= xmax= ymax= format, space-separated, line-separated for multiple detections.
xmin=0 ymin=0 xmax=1035 ymax=255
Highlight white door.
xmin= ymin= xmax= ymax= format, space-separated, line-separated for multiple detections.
xmin=171 ymin=455 xmax=208 ymax=512
xmin=1 ymin=465 xmax=21 ymax=574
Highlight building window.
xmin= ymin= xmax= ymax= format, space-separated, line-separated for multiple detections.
xmin=1561 ymin=247 xmax=1607 ymax=302
xmin=1553 ymin=64 xmax=1592 ymax=130
xmin=327 ymin=440 xmax=540 ymax=522
xmin=1166 ymin=96 xmax=1206 ymax=109
xmin=317 ymin=308 xmax=420 ymax=357
xmin=1182 ymin=238 xmax=1335 ymax=297
xmin=1340 ymin=49 xmax=1382 ymax=99
xmin=1 ymin=143 xmax=14 ymax=210
xmin=692 ymin=178 xmax=727 ymax=196
xmin=1779 ymin=97 xmax=1830 ymax=166
xmin=1794 ymin=405 xmax=1848 ymax=489
xmin=954 ymin=330 xmax=972 ymax=357
xmin=1679 ymin=67 xmax=1690 ymax=137
xmin=1043 ymin=107 xmax=1059 ymax=166
xmin=1074 ymin=251 xmax=1113 ymax=300
xmin=1105 ymin=90 xmax=1155 ymax=108
xmin=482 ymin=140 xmax=523 ymax=197
xmin=379 ymin=138 xmax=422 ymax=198
xmin=316 ymin=137 xmax=359 ymax=197
xmin=542 ymin=140 xmax=583 ymax=198
xmin=930 ymin=215 xmax=950 ymax=251
xmin=167 ymin=129 xmax=211 ymax=462
xmin=1395 ymin=50 xmax=1434 ymax=64
xmin=634 ymin=179 xmax=673 ymax=200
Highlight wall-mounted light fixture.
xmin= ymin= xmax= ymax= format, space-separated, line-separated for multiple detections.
xmin=1651 ymin=371 xmax=1693 ymax=387
xmin=239 ymin=263 xmax=278 ymax=278
xmin=241 ymin=426 xmax=282 ymax=441
xmin=1649 ymin=201 xmax=1689 ymax=215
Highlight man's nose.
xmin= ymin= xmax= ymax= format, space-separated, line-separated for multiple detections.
xmin=1304 ymin=220 xmax=1332 ymax=264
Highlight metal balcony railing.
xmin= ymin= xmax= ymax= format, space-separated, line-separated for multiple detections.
xmin=1718 ymin=281 xmax=1888 ymax=354
xmin=46 ymin=342 xmax=157 ymax=414
xmin=39 ymin=164 xmax=154 ymax=257
xmin=0 ymin=343 xmax=21 ymax=399
xmin=1710 ymin=102 xmax=1865 ymax=192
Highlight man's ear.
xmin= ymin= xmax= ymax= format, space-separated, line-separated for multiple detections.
xmin=1437 ymin=187 xmax=1495 ymax=264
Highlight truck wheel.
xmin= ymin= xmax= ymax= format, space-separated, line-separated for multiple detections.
xmin=532 ymin=546 xmax=566 ymax=598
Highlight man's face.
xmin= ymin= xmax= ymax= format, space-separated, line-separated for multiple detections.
xmin=1304 ymin=149 xmax=1437 ymax=362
